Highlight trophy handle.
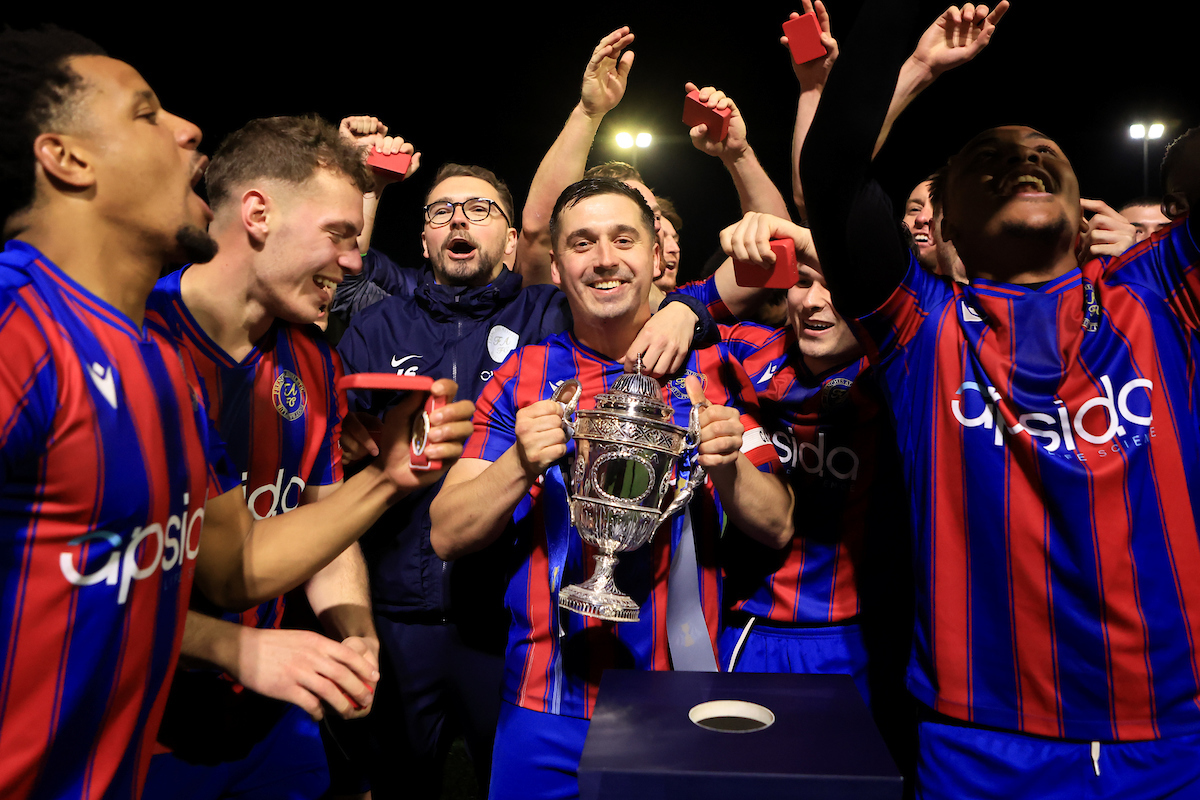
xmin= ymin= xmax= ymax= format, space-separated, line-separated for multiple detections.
xmin=553 ymin=379 xmax=582 ymax=438
xmin=656 ymin=402 xmax=707 ymax=526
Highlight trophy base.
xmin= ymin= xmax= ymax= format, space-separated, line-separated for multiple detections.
xmin=559 ymin=583 xmax=641 ymax=623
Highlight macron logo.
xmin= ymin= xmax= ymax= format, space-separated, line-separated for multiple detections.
xmin=89 ymin=362 xmax=117 ymax=409
xmin=757 ymin=363 xmax=780 ymax=385
xmin=961 ymin=301 xmax=983 ymax=323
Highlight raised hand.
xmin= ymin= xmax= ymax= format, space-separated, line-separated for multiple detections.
xmin=685 ymin=82 xmax=748 ymax=161
xmin=581 ymin=27 xmax=636 ymax=119
xmin=338 ymin=115 xmax=421 ymax=193
xmin=623 ymin=301 xmax=698 ymax=378
xmin=911 ymin=2 xmax=1010 ymax=78
xmin=782 ymin=0 xmax=839 ymax=89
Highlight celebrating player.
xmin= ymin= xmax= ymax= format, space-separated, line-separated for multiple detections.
xmin=803 ymin=1 xmax=1200 ymax=796
xmin=429 ymin=178 xmax=793 ymax=799
xmin=0 ymin=29 xmax=473 ymax=799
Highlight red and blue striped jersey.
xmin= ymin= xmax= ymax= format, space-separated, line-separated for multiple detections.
xmin=856 ymin=216 xmax=1200 ymax=740
xmin=464 ymin=330 xmax=777 ymax=720
xmin=722 ymin=323 xmax=902 ymax=624
xmin=146 ymin=268 xmax=345 ymax=631
xmin=0 ymin=241 xmax=237 ymax=800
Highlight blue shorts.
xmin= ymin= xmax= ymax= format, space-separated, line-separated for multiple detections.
xmin=718 ymin=618 xmax=870 ymax=706
xmin=917 ymin=718 xmax=1200 ymax=800
xmin=488 ymin=701 xmax=591 ymax=800
xmin=144 ymin=704 xmax=329 ymax=800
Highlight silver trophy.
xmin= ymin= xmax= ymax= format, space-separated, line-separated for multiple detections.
xmin=553 ymin=360 xmax=707 ymax=622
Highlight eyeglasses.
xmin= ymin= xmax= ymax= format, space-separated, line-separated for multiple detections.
xmin=423 ymin=198 xmax=510 ymax=228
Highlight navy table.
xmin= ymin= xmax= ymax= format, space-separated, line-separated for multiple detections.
xmin=578 ymin=670 xmax=903 ymax=799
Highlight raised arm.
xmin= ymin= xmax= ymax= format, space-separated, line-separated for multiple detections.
xmin=515 ymin=27 xmax=636 ymax=285
xmin=194 ymin=380 xmax=474 ymax=610
xmin=785 ymin=0 xmax=840 ymax=220
xmin=801 ymin=0 xmax=922 ymax=319
xmin=685 ymin=82 xmax=790 ymax=220
xmin=338 ymin=115 xmax=421 ymax=254
xmin=873 ymin=3 xmax=1009 ymax=155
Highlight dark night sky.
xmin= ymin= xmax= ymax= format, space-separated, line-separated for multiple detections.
xmin=9 ymin=2 xmax=1196 ymax=284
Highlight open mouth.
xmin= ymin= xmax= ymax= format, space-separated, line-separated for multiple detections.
xmin=1002 ymin=171 xmax=1053 ymax=197
xmin=591 ymin=279 xmax=627 ymax=291
xmin=190 ymin=156 xmax=214 ymax=222
xmin=912 ymin=233 xmax=931 ymax=245
xmin=804 ymin=320 xmax=835 ymax=333
xmin=446 ymin=237 xmax=478 ymax=259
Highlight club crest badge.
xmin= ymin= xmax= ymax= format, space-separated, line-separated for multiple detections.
xmin=668 ymin=369 xmax=707 ymax=401
xmin=821 ymin=377 xmax=853 ymax=410
xmin=272 ymin=370 xmax=307 ymax=421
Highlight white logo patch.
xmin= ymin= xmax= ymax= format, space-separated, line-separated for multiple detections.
xmin=391 ymin=354 xmax=422 ymax=376
xmin=961 ymin=301 xmax=983 ymax=323
xmin=89 ymin=362 xmax=117 ymax=409
xmin=757 ymin=363 xmax=780 ymax=385
xmin=487 ymin=326 xmax=520 ymax=364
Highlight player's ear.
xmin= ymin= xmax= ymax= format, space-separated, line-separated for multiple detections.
xmin=550 ymin=252 xmax=563 ymax=287
xmin=241 ymin=189 xmax=269 ymax=245
xmin=33 ymin=132 xmax=95 ymax=190
xmin=653 ymin=241 xmax=662 ymax=279
xmin=421 ymin=230 xmax=429 ymax=261
xmin=504 ymin=225 xmax=517 ymax=256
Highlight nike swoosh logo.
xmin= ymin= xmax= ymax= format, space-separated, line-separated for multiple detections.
xmin=89 ymin=362 xmax=118 ymax=409
xmin=391 ymin=355 xmax=421 ymax=368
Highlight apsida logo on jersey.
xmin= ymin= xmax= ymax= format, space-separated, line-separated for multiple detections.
xmin=770 ymin=427 xmax=859 ymax=481
xmin=272 ymin=370 xmax=307 ymax=421
xmin=669 ymin=369 xmax=707 ymax=401
xmin=951 ymin=374 xmax=1154 ymax=459
xmin=59 ymin=492 xmax=203 ymax=605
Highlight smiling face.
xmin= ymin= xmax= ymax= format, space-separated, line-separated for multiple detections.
xmin=422 ymin=175 xmax=517 ymax=287
xmin=787 ymin=265 xmax=862 ymax=374
xmin=255 ymin=168 xmax=364 ymax=323
xmin=942 ymin=126 xmax=1081 ymax=265
xmin=902 ymin=180 xmax=936 ymax=269
xmin=551 ymin=191 xmax=658 ymax=329
xmin=656 ymin=213 xmax=680 ymax=290
xmin=67 ymin=55 xmax=214 ymax=263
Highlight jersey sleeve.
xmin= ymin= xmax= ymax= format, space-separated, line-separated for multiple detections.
xmin=671 ymin=274 xmax=734 ymax=324
xmin=1104 ymin=215 xmax=1200 ymax=330
xmin=855 ymin=253 xmax=955 ymax=365
xmin=463 ymin=357 xmax=521 ymax=463
xmin=0 ymin=302 xmax=57 ymax=487
xmin=706 ymin=345 xmax=779 ymax=473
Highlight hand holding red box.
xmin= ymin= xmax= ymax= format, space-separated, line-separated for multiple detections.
xmin=782 ymin=12 xmax=828 ymax=65
xmin=682 ymin=90 xmax=732 ymax=143
xmin=733 ymin=238 xmax=800 ymax=289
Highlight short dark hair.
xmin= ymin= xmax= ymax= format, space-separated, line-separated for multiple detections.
xmin=205 ymin=115 xmax=372 ymax=213
xmin=426 ymin=163 xmax=515 ymax=224
xmin=927 ymin=167 xmax=948 ymax=213
xmin=1118 ymin=195 xmax=1165 ymax=214
xmin=1162 ymin=126 xmax=1199 ymax=189
xmin=0 ymin=25 xmax=106 ymax=234
xmin=549 ymin=178 xmax=656 ymax=251
xmin=584 ymin=161 xmax=645 ymax=184
xmin=658 ymin=196 xmax=682 ymax=233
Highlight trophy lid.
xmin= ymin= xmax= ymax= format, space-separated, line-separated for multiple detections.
xmin=593 ymin=356 xmax=674 ymax=422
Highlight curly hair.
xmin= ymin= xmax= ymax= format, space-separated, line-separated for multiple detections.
xmin=0 ymin=25 xmax=106 ymax=234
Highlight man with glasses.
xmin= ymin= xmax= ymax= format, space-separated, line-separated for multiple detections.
xmin=336 ymin=161 xmax=713 ymax=797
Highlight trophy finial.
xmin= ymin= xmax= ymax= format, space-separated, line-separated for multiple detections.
xmin=635 ymin=352 xmax=645 ymax=375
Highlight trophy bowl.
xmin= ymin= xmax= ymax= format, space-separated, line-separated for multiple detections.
xmin=555 ymin=366 xmax=705 ymax=622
